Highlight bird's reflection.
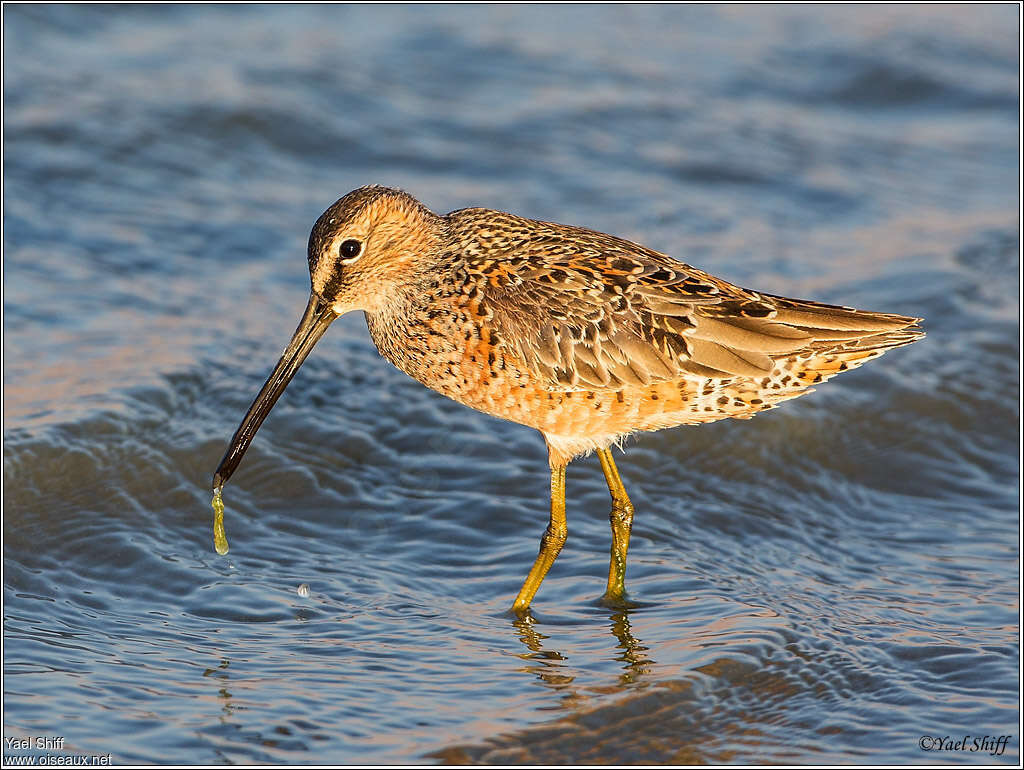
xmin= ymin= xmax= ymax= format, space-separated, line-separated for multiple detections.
xmin=510 ymin=606 xmax=655 ymax=695
xmin=201 ymin=657 xmax=237 ymax=718
xmin=608 ymin=609 xmax=653 ymax=684
xmin=511 ymin=616 xmax=574 ymax=688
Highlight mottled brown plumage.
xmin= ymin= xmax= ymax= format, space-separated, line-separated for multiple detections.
xmin=214 ymin=184 xmax=924 ymax=612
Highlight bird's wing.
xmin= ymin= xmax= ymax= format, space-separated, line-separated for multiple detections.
xmin=460 ymin=213 xmax=919 ymax=391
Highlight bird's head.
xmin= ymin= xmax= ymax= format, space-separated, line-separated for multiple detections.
xmin=212 ymin=185 xmax=440 ymax=491
xmin=307 ymin=185 xmax=442 ymax=316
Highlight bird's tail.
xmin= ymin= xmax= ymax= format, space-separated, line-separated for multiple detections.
xmin=742 ymin=298 xmax=924 ymax=407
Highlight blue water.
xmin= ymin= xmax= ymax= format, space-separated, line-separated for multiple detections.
xmin=4 ymin=4 xmax=1019 ymax=764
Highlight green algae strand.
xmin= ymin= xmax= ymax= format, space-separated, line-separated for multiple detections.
xmin=212 ymin=490 xmax=229 ymax=555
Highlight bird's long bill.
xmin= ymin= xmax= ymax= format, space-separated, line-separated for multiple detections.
xmin=212 ymin=292 xmax=337 ymax=491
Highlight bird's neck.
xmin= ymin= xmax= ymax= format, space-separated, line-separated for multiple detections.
xmin=364 ymin=292 xmax=433 ymax=384
xmin=362 ymin=246 xmax=455 ymax=375
xmin=363 ymin=237 xmax=477 ymax=389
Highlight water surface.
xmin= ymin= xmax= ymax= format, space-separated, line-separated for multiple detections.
xmin=4 ymin=5 xmax=1019 ymax=764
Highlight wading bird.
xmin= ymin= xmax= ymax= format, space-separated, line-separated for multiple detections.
xmin=213 ymin=185 xmax=923 ymax=612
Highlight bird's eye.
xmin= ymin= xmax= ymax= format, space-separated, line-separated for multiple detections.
xmin=339 ymin=239 xmax=362 ymax=261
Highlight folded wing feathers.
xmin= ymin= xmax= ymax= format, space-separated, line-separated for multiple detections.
xmin=610 ymin=330 xmax=676 ymax=380
xmin=486 ymin=244 xmax=921 ymax=390
xmin=725 ymin=316 xmax=816 ymax=340
xmin=638 ymin=298 xmax=701 ymax=317
xmin=771 ymin=307 xmax=913 ymax=331
xmin=536 ymin=323 xmax=561 ymax=368
xmin=686 ymin=337 xmax=774 ymax=377
xmin=689 ymin=315 xmax=811 ymax=354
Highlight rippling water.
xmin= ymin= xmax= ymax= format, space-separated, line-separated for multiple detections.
xmin=4 ymin=5 xmax=1019 ymax=764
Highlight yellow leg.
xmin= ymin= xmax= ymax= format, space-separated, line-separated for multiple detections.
xmin=598 ymin=448 xmax=634 ymax=602
xmin=512 ymin=462 xmax=567 ymax=613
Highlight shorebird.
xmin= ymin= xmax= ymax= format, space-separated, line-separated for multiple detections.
xmin=212 ymin=185 xmax=923 ymax=612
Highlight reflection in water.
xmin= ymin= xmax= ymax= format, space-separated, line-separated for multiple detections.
xmin=202 ymin=658 xmax=235 ymax=718
xmin=427 ymin=611 xmax=664 ymax=762
xmin=511 ymin=616 xmax=573 ymax=689
xmin=443 ymin=628 xmax=831 ymax=765
xmin=608 ymin=610 xmax=653 ymax=686
xmin=511 ymin=608 xmax=655 ymax=696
